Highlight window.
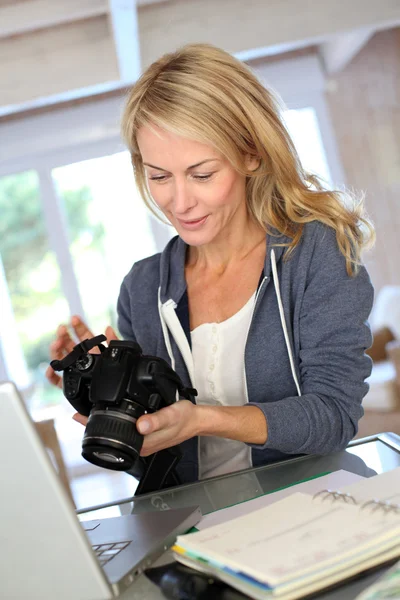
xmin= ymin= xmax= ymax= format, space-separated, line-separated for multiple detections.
xmin=0 ymin=170 xmax=69 ymax=413
xmin=284 ymin=107 xmax=333 ymax=185
xmin=0 ymin=153 xmax=162 ymax=418
xmin=52 ymin=151 xmax=157 ymax=335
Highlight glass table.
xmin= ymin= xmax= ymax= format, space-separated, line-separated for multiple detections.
xmin=78 ymin=432 xmax=400 ymax=599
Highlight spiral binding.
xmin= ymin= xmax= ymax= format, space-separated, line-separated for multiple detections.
xmin=313 ymin=489 xmax=357 ymax=504
xmin=313 ymin=489 xmax=400 ymax=515
xmin=360 ymin=499 xmax=400 ymax=515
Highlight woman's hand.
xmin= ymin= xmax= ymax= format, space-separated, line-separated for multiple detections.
xmin=45 ymin=315 xmax=118 ymax=423
xmin=137 ymin=400 xmax=201 ymax=457
xmin=136 ymin=403 xmax=268 ymax=455
xmin=46 ymin=315 xmax=118 ymax=388
xmin=71 ymin=401 xmax=268 ymax=453
xmin=69 ymin=398 xmax=201 ymax=453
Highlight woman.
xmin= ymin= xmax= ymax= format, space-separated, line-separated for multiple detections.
xmin=46 ymin=43 xmax=375 ymax=484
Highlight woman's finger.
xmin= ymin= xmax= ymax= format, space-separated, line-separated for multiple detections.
xmin=49 ymin=324 xmax=77 ymax=364
xmin=45 ymin=365 xmax=63 ymax=389
xmin=72 ymin=413 xmax=88 ymax=426
xmin=137 ymin=404 xmax=175 ymax=435
xmin=71 ymin=315 xmax=94 ymax=342
xmin=56 ymin=324 xmax=76 ymax=354
xmin=105 ymin=325 xmax=119 ymax=345
xmin=49 ymin=339 xmax=66 ymax=361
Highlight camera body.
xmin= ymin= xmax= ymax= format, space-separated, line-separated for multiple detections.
xmin=51 ymin=335 xmax=196 ymax=489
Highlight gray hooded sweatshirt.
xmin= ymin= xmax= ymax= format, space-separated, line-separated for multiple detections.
xmin=117 ymin=221 xmax=374 ymax=483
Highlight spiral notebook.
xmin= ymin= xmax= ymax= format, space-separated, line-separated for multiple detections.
xmin=173 ymin=467 xmax=400 ymax=600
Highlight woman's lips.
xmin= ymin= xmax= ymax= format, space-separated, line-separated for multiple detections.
xmin=177 ymin=215 xmax=209 ymax=230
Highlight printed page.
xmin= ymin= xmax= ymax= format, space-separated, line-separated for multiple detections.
xmin=197 ymin=470 xmax=364 ymax=530
xmin=176 ymin=492 xmax=400 ymax=588
xmin=342 ymin=465 xmax=400 ymax=505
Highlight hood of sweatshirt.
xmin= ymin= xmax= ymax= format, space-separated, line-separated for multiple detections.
xmin=158 ymin=231 xmax=288 ymax=305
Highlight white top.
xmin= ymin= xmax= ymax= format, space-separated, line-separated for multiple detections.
xmin=191 ymin=292 xmax=256 ymax=480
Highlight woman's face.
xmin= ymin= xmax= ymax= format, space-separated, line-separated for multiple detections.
xmin=137 ymin=124 xmax=256 ymax=247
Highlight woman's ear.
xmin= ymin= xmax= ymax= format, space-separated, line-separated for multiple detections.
xmin=245 ymin=154 xmax=261 ymax=172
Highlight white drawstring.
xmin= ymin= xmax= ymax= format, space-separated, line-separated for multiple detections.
xmin=158 ymin=290 xmax=196 ymax=387
xmin=157 ymin=288 xmax=176 ymax=372
xmin=271 ymin=249 xmax=302 ymax=397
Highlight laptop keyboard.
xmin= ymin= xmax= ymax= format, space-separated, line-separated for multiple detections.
xmin=92 ymin=541 xmax=131 ymax=566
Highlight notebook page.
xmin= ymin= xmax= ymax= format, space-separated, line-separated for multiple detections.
xmin=176 ymin=492 xmax=400 ymax=588
xmin=342 ymin=465 xmax=400 ymax=504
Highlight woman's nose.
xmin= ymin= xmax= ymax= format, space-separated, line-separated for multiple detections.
xmin=173 ymin=179 xmax=196 ymax=214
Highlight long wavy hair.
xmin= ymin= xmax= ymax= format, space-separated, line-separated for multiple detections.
xmin=121 ymin=43 xmax=374 ymax=275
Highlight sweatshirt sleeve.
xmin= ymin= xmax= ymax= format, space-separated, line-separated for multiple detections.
xmin=249 ymin=227 xmax=374 ymax=455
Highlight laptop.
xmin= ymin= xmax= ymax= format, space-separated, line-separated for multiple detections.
xmin=0 ymin=381 xmax=201 ymax=600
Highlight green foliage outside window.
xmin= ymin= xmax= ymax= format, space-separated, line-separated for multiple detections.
xmin=0 ymin=171 xmax=106 ymax=405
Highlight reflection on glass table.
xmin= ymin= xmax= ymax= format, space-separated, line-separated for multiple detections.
xmin=77 ymin=433 xmax=400 ymax=522
xmin=346 ymin=433 xmax=400 ymax=474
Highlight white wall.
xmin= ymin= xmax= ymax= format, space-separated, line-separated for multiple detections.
xmin=0 ymin=97 xmax=125 ymax=173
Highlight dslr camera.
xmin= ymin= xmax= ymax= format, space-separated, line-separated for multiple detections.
xmin=50 ymin=335 xmax=197 ymax=494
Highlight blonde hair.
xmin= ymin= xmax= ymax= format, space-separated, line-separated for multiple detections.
xmin=122 ymin=43 xmax=374 ymax=275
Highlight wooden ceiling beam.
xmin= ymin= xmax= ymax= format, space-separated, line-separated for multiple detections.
xmin=0 ymin=0 xmax=168 ymax=39
xmin=0 ymin=0 xmax=108 ymax=39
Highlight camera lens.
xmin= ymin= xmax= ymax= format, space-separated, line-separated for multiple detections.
xmin=81 ymin=409 xmax=144 ymax=471
xmin=92 ymin=452 xmax=125 ymax=464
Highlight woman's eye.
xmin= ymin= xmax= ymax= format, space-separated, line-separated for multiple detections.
xmin=149 ymin=175 xmax=168 ymax=182
xmin=193 ymin=173 xmax=213 ymax=181
xmin=149 ymin=172 xmax=214 ymax=182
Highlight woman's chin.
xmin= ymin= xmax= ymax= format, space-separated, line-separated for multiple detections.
xmin=171 ymin=217 xmax=213 ymax=246
xmin=177 ymin=228 xmax=216 ymax=247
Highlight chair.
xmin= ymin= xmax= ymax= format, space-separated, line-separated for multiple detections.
xmin=364 ymin=286 xmax=400 ymax=411
xmin=356 ymin=286 xmax=400 ymax=438
xmin=34 ymin=418 xmax=75 ymax=506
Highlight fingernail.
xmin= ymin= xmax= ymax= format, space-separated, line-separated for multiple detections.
xmin=138 ymin=420 xmax=150 ymax=433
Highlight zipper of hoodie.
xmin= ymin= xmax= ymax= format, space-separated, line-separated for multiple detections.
xmin=270 ymin=249 xmax=302 ymax=397
xmin=242 ymin=276 xmax=269 ymax=402
xmin=241 ymin=275 xmax=268 ymax=467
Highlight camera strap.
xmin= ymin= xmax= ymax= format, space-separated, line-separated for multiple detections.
xmin=134 ymin=447 xmax=182 ymax=495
